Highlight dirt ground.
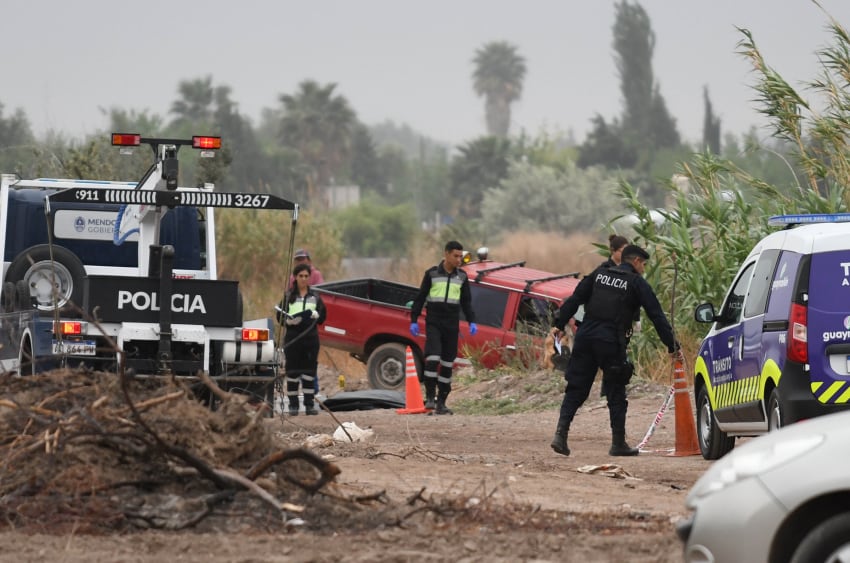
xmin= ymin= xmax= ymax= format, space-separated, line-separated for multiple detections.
xmin=0 ymin=362 xmax=710 ymax=563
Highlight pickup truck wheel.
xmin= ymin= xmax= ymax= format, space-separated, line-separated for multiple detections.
xmin=5 ymin=245 xmax=85 ymax=314
xmin=367 ymin=343 xmax=419 ymax=390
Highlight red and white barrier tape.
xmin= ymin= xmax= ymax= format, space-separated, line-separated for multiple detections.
xmin=637 ymin=383 xmax=675 ymax=453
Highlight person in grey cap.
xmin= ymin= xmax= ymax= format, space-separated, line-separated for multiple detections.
xmin=289 ymin=249 xmax=324 ymax=286
xmin=550 ymin=244 xmax=682 ymax=457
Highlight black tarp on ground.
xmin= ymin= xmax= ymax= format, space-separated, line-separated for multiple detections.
xmin=320 ymin=389 xmax=406 ymax=411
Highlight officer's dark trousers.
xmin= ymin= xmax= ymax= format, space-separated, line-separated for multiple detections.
xmin=557 ymin=334 xmax=628 ymax=433
xmin=284 ymin=333 xmax=319 ymax=409
xmin=423 ymin=315 xmax=459 ymax=400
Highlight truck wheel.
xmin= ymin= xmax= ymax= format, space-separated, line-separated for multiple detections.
xmin=5 ymin=245 xmax=86 ymax=314
xmin=367 ymin=343 xmax=420 ymax=390
xmin=1 ymin=282 xmax=14 ymax=312
xmin=18 ymin=334 xmax=35 ymax=376
xmin=15 ymin=280 xmax=32 ymax=310
xmin=696 ymin=387 xmax=734 ymax=460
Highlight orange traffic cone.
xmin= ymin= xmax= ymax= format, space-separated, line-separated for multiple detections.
xmin=397 ymin=346 xmax=429 ymax=415
xmin=668 ymin=356 xmax=701 ymax=456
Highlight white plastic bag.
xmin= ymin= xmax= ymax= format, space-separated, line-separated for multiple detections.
xmin=333 ymin=422 xmax=374 ymax=443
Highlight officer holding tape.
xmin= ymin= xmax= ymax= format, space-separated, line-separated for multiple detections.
xmin=550 ymin=244 xmax=680 ymax=456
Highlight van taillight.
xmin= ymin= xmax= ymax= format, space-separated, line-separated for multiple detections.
xmin=787 ymin=303 xmax=808 ymax=363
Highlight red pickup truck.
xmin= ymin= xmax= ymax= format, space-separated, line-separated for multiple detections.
xmin=313 ymin=259 xmax=580 ymax=389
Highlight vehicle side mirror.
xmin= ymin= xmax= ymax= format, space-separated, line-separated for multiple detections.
xmin=694 ymin=303 xmax=717 ymax=323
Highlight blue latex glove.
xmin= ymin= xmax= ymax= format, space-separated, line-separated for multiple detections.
xmin=469 ymin=323 xmax=478 ymax=336
xmin=410 ymin=323 xmax=420 ymax=337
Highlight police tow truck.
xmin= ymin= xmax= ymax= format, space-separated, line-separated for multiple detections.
xmin=0 ymin=133 xmax=298 ymax=402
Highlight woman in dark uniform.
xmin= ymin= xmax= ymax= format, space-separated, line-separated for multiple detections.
xmin=278 ymin=262 xmax=327 ymax=415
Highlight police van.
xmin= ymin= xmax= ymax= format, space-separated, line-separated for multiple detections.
xmin=693 ymin=213 xmax=850 ymax=459
xmin=0 ymin=134 xmax=296 ymax=400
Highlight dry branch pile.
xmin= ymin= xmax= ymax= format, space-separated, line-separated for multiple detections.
xmin=0 ymin=368 xmax=339 ymax=533
xmin=0 ymin=369 xmax=676 ymax=543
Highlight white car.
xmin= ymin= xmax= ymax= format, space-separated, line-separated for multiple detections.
xmin=677 ymin=410 xmax=850 ymax=562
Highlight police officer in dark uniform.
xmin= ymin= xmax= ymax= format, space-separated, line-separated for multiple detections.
xmin=550 ymin=244 xmax=680 ymax=456
xmin=410 ymin=241 xmax=478 ymax=415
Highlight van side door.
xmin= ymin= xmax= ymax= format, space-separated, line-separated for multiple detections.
xmin=737 ymin=249 xmax=780 ymax=387
xmin=701 ymin=260 xmax=755 ymax=421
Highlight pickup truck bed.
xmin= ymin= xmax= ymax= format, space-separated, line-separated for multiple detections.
xmin=315 ymin=261 xmax=581 ymax=390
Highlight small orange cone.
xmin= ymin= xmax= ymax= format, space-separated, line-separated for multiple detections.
xmin=668 ymin=356 xmax=701 ymax=456
xmin=397 ymin=346 xmax=429 ymax=415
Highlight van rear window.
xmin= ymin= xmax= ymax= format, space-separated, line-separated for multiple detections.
xmin=764 ymin=250 xmax=802 ymax=322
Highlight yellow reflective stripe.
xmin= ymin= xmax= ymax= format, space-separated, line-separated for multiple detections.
xmin=715 ymin=374 xmax=763 ymax=408
xmin=429 ymin=281 xmax=449 ymax=299
xmin=818 ymin=381 xmax=845 ymax=403
xmin=835 ymin=386 xmax=850 ymax=404
xmin=811 ymin=381 xmax=823 ymax=393
xmin=287 ymin=297 xmax=318 ymax=315
xmin=426 ymin=276 xmax=463 ymax=304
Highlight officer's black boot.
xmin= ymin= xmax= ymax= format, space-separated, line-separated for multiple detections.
xmin=288 ymin=397 xmax=299 ymax=416
xmin=424 ymin=382 xmax=437 ymax=410
xmin=550 ymin=422 xmax=570 ymax=456
xmin=435 ymin=392 xmax=453 ymax=415
xmin=609 ymin=431 xmax=639 ymax=456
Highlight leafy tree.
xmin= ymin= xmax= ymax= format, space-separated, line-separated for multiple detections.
xmin=472 ymin=41 xmax=527 ymax=138
xmin=368 ymin=120 xmax=448 ymax=159
xmin=105 ymin=108 xmax=164 ymax=138
xmin=209 ymin=84 xmax=264 ymax=189
xmin=170 ymin=76 xmax=215 ymax=127
xmin=613 ymin=0 xmax=679 ymax=152
xmin=278 ymin=80 xmax=356 ymax=201
xmin=0 ymin=104 xmax=34 ymax=149
xmin=702 ymin=86 xmax=721 ymax=154
xmin=482 ymin=160 xmax=622 ymax=233
xmin=577 ymin=115 xmax=636 ymax=169
xmin=349 ymin=123 xmax=383 ymax=191
xmin=334 ymin=197 xmax=417 ymax=257
xmin=0 ymin=102 xmax=37 ymax=175
xmin=450 ymin=136 xmax=514 ymax=218
xmin=514 ymin=129 xmax=579 ymax=172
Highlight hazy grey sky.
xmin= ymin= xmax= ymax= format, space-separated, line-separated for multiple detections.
xmin=5 ymin=1 xmax=850 ymax=147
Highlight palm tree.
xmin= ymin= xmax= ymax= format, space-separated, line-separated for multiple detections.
xmin=472 ymin=41 xmax=527 ymax=138
xmin=279 ymin=80 xmax=356 ymax=201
